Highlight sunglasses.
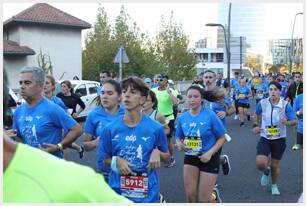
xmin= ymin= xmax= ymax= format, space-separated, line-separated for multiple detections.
xmin=156 ymin=78 xmax=166 ymax=81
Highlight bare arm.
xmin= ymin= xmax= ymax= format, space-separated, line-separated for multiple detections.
xmin=156 ymin=113 xmax=170 ymax=135
xmin=83 ymin=134 xmax=99 ymax=151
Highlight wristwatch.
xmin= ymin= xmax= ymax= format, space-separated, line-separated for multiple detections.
xmin=57 ymin=143 xmax=64 ymax=151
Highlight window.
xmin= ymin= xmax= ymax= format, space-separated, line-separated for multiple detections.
xmin=75 ymin=84 xmax=87 ymax=97
xmin=88 ymin=83 xmax=98 ymax=94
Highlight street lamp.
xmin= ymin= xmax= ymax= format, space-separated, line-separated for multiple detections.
xmin=289 ymin=12 xmax=303 ymax=74
xmin=206 ymin=23 xmax=231 ymax=84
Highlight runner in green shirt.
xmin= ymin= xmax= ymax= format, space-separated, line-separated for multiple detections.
xmin=151 ymin=74 xmax=179 ymax=168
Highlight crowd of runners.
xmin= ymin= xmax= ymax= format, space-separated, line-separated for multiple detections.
xmin=3 ymin=66 xmax=303 ymax=203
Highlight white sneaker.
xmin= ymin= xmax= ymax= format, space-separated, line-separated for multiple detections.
xmin=234 ymin=115 xmax=238 ymax=120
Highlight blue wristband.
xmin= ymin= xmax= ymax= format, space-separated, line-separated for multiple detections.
xmin=111 ymin=156 xmax=119 ymax=172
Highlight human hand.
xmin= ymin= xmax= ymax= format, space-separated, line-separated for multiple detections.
xmin=116 ymin=157 xmax=135 ymax=175
xmin=147 ymin=149 xmax=161 ymax=170
xmin=198 ymin=152 xmax=212 ymax=163
xmin=216 ymin=111 xmax=226 ymax=119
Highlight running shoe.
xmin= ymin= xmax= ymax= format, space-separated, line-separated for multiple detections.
xmin=292 ymin=144 xmax=301 ymax=150
xmin=240 ymin=122 xmax=245 ymax=127
xmin=79 ymin=145 xmax=85 ymax=159
xmin=166 ymin=157 xmax=176 ymax=168
xmin=211 ymin=186 xmax=222 ymax=203
xmin=260 ymin=167 xmax=270 ymax=186
xmin=222 ymin=155 xmax=231 ymax=175
xmin=159 ymin=193 xmax=166 ymax=203
xmin=234 ymin=115 xmax=238 ymax=120
xmin=271 ymin=184 xmax=280 ymax=195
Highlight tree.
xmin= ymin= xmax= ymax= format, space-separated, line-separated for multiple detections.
xmin=82 ymin=6 xmax=115 ymax=81
xmin=37 ymin=49 xmax=53 ymax=75
xmin=154 ymin=12 xmax=197 ymax=80
xmin=244 ymin=53 xmax=263 ymax=73
xmin=112 ymin=6 xmax=156 ymax=78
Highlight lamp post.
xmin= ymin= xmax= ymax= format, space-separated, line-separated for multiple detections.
xmin=206 ymin=23 xmax=230 ymax=84
xmin=289 ymin=12 xmax=303 ymax=74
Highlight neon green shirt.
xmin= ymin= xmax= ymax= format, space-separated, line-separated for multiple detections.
xmin=3 ymin=143 xmax=132 ymax=203
xmin=151 ymin=87 xmax=175 ymax=121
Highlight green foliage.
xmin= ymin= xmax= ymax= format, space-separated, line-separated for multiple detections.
xmin=82 ymin=6 xmax=196 ymax=81
xmin=154 ymin=12 xmax=197 ymax=80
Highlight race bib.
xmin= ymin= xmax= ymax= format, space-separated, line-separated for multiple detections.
xmin=266 ymin=126 xmax=280 ymax=137
xmin=257 ymin=93 xmax=264 ymax=98
xmin=239 ymin=93 xmax=246 ymax=98
xmin=120 ymin=173 xmax=149 ymax=198
xmin=184 ymin=137 xmax=202 ymax=156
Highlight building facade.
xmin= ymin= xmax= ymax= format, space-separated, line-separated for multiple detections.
xmin=3 ymin=3 xmax=91 ymax=90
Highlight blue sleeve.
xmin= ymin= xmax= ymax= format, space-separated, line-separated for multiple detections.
xmin=84 ymin=112 xmax=95 ymax=136
xmin=175 ymin=116 xmax=184 ymax=139
xmin=99 ymin=126 xmax=112 ymax=160
xmin=50 ymin=104 xmax=77 ymax=131
xmin=211 ymin=112 xmax=226 ymax=138
xmin=225 ymin=96 xmax=233 ymax=107
xmin=255 ymin=102 xmax=262 ymax=115
xmin=285 ymin=103 xmax=297 ymax=121
xmin=155 ymin=126 xmax=169 ymax=153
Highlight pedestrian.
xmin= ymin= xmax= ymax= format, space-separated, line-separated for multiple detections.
xmin=236 ymin=76 xmax=252 ymax=127
xmin=285 ymin=72 xmax=303 ymax=151
xmin=3 ymin=68 xmax=131 ymax=203
xmin=84 ymin=79 xmax=125 ymax=180
xmin=142 ymin=90 xmax=170 ymax=135
xmin=293 ymin=93 xmax=303 ymax=157
xmin=202 ymin=70 xmax=235 ymax=176
xmin=231 ymin=72 xmax=240 ymax=120
xmin=252 ymin=81 xmax=297 ymax=195
xmin=56 ymin=80 xmax=86 ymax=119
xmin=97 ymin=70 xmax=113 ymax=95
xmin=254 ymin=76 xmax=267 ymax=105
xmin=44 ymin=75 xmax=84 ymax=159
xmin=100 ymin=76 xmax=170 ymax=203
xmin=175 ymin=84 xmax=227 ymax=202
xmin=10 ymin=66 xmax=82 ymax=159
xmin=151 ymin=74 xmax=179 ymax=167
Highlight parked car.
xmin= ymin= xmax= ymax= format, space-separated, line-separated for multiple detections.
xmin=56 ymin=80 xmax=100 ymax=119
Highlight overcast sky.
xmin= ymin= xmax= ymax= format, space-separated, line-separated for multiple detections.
xmin=3 ymin=2 xmax=304 ymax=48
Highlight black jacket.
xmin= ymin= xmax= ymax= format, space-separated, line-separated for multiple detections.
xmin=285 ymin=82 xmax=303 ymax=105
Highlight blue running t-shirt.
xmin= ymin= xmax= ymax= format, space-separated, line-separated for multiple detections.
xmin=100 ymin=114 xmax=168 ymax=203
xmin=86 ymin=106 xmax=124 ymax=173
xmin=175 ymin=108 xmax=226 ymax=155
xmin=13 ymin=97 xmax=77 ymax=158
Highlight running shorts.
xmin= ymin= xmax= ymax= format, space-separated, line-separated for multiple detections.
xmin=184 ymin=153 xmax=220 ymax=174
xmin=256 ymin=137 xmax=286 ymax=160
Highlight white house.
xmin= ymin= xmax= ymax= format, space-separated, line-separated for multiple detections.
xmin=3 ymin=3 xmax=91 ymax=90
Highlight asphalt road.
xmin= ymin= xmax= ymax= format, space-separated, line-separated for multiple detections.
xmin=67 ymin=100 xmax=303 ymax=203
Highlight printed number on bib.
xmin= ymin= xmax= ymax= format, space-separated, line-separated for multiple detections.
xmin=266 ymin=126 xmax=280 ymax=137
xmin=257 ymin=93 xmax=263 ymax=98
xmin=184 ymin=137 xmax=202 ymax=156
xmin=239 ymin=93 xmax=246 ymax=98
xmin=120 ymin=174 xmax=148 ymax=198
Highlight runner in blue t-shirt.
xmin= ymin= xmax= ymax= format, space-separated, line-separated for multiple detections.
xmin=202 ymin=70 xmax=235 ymax=179
xmin=231 ymin=72 xmax=241 ymax=120
xmin=83 ymin=80 xmax=124 ymax=179
xmin=255 ymin=77 xmax=268 ymax=104
xmin=252 ymin=81 xmax=297 ymax=196
xmin=293 ymin=93 xmax=303 ymax=156
xmin=100 ymin=77 xmax=170 ymax=203
xmin=175 ymin=85 xmax=227 ymax=203
xmin=236 ymin=77 xmax=252 ymax=127
xmin=44 ymin=74 xmax=84 ymax=159
xmin=12 ymin=67 xmax=82 ymax=158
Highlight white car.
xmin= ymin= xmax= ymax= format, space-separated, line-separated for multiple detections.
xmin=56 ymin=80 xmax=100 ymax=118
